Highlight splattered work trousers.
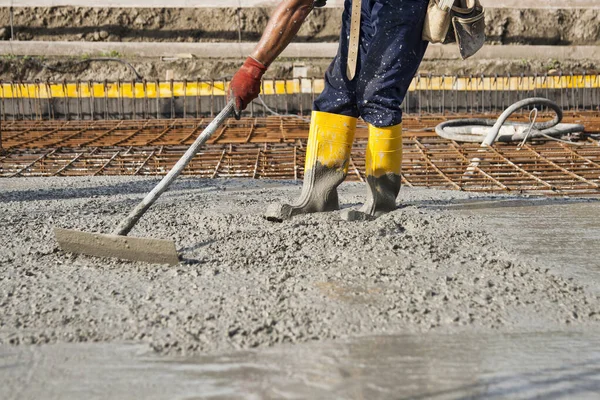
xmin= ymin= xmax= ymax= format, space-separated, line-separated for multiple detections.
xmin=313 ymin=0 xmax=429 ymax=127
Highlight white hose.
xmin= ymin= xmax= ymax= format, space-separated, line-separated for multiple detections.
xmin=435 ymin=98 xmax=584 ymax=145
xmin=435 ymin=98 xmax=586 ymax=177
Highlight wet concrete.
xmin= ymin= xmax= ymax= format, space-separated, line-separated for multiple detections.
xmin=1 ymin=177 xmax=600 ymax=397
xmin=1 ymin=331 xmax=599 ymax=399
xmin=450 ymin=199 xmax=600 ymax=291
xmin=1 ymin=177 xmax=599 ymax=355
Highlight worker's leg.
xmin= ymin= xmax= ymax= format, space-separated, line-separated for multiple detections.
xmin=358 ymin=0 xmax=429 ymax=128
xmin=265 ymin=111 xmax=357 ymax=221
xmin=312 ymin=0 xmax=369 ymax=118
xmin=265 ymin=0 xmax=366 ymax=221
xmin=356 ymin=122 xmax=404 ymax=219
xmin=346 ymin=0 xmax=429 ymax=220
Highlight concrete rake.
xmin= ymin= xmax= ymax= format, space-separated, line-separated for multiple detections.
xmin=54 ymin=100 xmax=235 ymax=265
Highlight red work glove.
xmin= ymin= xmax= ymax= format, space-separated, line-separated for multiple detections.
xmin=229 ymin=57 xmax=268 ymax=119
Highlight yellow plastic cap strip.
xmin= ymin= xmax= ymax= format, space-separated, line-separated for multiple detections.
xmin=3 ymin=75 xmax=598 ymax=99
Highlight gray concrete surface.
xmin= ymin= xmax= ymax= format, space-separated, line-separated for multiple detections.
xmin=1 ymin=177 xmax=599 ymax=356
xmin=2 ymin=332 xmax=600 ymax=399
xmin=2 ymin=185 xmax=600 ymax=399
xmin=3 ymin=41 xmax=600 ymax=61
xmin=452 ymin=200 xmax=600 ymax=290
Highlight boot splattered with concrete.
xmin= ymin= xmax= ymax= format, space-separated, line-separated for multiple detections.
xmin=266 ymin=111 xmax=356 ymax=222
xmin=342 ymin=123 xmax=404 ymax=221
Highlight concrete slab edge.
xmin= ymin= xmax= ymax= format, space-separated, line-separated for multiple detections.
xmin=2 ymin=42 xmax=600 ymax=61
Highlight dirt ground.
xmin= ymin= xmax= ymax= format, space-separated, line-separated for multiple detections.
xmin=1 ymin=177 xmax=598 ymax=355
xmin=1 ymin=7 xmax=599 ymax=45
xmin=1 ymin=7 xmax=598 ymax=80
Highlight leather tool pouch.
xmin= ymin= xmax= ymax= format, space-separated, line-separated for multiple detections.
xmin=422 ymin=0 xmax=486 ymax=59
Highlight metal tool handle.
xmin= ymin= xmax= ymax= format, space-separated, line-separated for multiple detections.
xmin=113 ymin=99 xmax=235 ymax=236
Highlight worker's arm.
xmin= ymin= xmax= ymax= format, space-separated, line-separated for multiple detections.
xmin=230 ymin=0 xmax=315 ymax=114
xmin=251 ymin=0 xmax=315 ymax=65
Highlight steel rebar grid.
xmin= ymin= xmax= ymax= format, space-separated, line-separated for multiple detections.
xmin=3 ymin=112 xmax=600 ymax=150
xmin=2 ymin=115 xmax=600 ymax=196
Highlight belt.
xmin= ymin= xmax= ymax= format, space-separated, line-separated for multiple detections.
xmin=346 ymin=0 xmax=362 ymax=81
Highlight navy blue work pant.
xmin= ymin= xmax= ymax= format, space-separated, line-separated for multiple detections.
xmin=313 ymin=0 xmax=429 ymax=127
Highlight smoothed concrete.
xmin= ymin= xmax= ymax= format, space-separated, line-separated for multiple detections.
xmin=2 ymin=333 xmax=600 ymax=399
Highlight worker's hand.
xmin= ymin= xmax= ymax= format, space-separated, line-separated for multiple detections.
xmin=229 ymin=57 xmax=268 ymax=119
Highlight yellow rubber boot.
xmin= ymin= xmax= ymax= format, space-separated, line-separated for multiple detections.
xmin=266 ymin=111 xmax=357 ymax=221
xmin=342 ymin=123 xmax=403 ymax=221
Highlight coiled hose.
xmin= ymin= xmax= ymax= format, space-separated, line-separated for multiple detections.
xmin=435 ymin=98 xmax=584 ymax=145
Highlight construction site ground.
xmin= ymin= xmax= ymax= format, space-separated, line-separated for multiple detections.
xmin=5 ymin=56 xmax=600 ymax=83
xmin=3 ymin=7 xmax=599 ymax=45
xmin=2 ymin=6 xmax=600 ymax=80
xmin=1 ymin=176 xmax=600 ymax=397
xmin=3 ymin=113 xmax=600 ymax=194
xmin=2 ymin=2 xmax=600 ymax=398
xmin=1 ymin=176 xmax=599 ymax=352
